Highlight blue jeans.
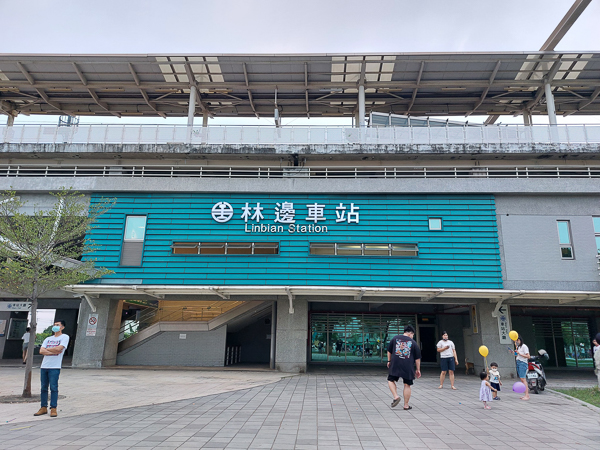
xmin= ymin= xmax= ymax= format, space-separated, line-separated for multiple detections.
xmin=40 ymin=368 xmax=61 ymax=408
xmin=516 ymin=360 xmax=528 ymax=379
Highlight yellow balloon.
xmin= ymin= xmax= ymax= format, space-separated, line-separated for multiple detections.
xmin=509 ymin=330 xmax=519 ymax=341
xmin=479 ymin=345 xmax=489 ymax=357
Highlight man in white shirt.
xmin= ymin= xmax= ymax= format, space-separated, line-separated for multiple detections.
xmin=34 ymin=320 xmax=70 ymax=418
xmin=436 ymin=331 xmax=459 ymax=390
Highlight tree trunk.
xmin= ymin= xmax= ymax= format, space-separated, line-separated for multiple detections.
xmin=22 ymin=294 xmax=38 ymax=398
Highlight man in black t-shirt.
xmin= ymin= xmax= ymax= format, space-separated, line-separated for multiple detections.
xmin=386 ymin=325 xmax=422 ymax=410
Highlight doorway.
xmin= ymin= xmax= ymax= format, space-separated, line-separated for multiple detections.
xmin=418 ymin=325 xmax=438 ymax=364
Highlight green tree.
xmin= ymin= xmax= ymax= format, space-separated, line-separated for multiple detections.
xmin=0 ymin=189 xmax=113 ymax=397
xmin=35 ymin=325 xmax=54 ymax=346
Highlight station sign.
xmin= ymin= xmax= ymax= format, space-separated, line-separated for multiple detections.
xmin=211 ymin=201 xmax=360 ymax=234
xmin=0 ymin=302 xmax=32 ymax=312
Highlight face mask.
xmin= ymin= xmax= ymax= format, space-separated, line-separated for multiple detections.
xmin=52 ymin=326 xmax=60 ymax=333
xmin=443 ymin=337 xmax=448 ymax=341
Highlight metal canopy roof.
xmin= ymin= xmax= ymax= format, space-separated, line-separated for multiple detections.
xmin=1 ymin=52 xmax=599 ymax=119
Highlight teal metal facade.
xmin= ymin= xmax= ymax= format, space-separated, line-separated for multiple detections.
xmin=85 ymin=193 xmax=502 ymax=288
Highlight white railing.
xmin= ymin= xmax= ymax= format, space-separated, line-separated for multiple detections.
xmin=1 ymin=124 xmax=600 ymax=146
xmin=1 ymin=164 xmax=600 ymax=180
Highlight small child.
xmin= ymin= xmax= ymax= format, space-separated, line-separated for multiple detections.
xmin=488 ymin=362 xmax=502 ymax=400
xmin=479 ymin=371 xmax=497 ymax=409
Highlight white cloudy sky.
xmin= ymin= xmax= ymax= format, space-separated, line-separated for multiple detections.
xmin=1 ymin=0 xmax=599 ymax=125
xmin=1 ymin=0 xmax=598 ymax=54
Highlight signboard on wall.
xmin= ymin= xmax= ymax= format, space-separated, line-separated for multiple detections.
xmin=497 ymin=305 xmax=511 ymax=344
xmin=0 ymin=302 xmax=32 ymax=312
xmin=86 ymin=314 xmax=99 ymax=336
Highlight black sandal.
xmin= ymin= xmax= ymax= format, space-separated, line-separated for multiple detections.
xmin=403 ymin=406 xmax=412 ymax=411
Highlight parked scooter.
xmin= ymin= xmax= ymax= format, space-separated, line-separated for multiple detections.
xmin=527 ymin=349 xmax=549 ymax=394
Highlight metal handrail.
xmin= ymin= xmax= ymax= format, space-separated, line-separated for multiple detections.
xmin=2 ymin=163 xmax=600 ymax=180
xmin=2 ymin=124 xmax=600 ymax=145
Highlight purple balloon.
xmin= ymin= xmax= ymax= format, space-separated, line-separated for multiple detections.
xmin=512 ymin=382 xmax=527 ymax=393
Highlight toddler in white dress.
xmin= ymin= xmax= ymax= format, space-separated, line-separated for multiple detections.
xmin=479 ymin=371 xmax=497 ymax=409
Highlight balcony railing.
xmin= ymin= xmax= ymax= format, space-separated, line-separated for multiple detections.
xmin=2 ymin=163 xmax=600 ymax=180
xmin=2 ymin=124 xmax=600 ymax=146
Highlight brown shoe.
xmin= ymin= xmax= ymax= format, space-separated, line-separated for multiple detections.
xmin=50 ymin=408 xmax=57 ymax=417
xmin=33 ymin=407 xmax=47 ymax=416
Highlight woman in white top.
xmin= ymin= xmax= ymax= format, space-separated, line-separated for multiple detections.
xmin=514 ymin=336 xmax=531 ymax=400
xmin=22 ymin=326 xmax=31 ymax=364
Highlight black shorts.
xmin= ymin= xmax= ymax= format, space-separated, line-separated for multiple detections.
xmin=440 ymin=357 xmax=456 ymax=372
xmin=387 ymin=375 xmax=414 ymax=386
xmin=490 ymin=382 xmax=500 ymax=391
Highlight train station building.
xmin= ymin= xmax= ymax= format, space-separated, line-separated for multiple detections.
xmin=1 ymin=52 xmax=600 ymax=377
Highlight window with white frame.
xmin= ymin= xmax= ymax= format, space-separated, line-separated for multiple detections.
xmin=557 ymin=220 xmax=574 ymax=259
xmin=428 ymin=218 xmax=442 ymax=231
xmin=593 ymin=217 xmax=600 ymax=255
xmin=121 ymin=216 xmax=147 ymax=266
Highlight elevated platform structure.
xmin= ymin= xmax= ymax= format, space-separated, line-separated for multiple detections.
xmin=1 ymin=52 xmax=600 ymax=122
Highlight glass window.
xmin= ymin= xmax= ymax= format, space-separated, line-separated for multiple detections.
xmin=124 ymin=216 xmax=146 ymax=241
xmin=337 ymin=244 xmax=362 ymax=256
xmin=226 ymin=242 xmax=252 ymax=255
xmin=428 ymin=218 xmax=442 ymax=231
xmin=200 ymin=243 xmax=226 ymax=255
xmin=310 ymin=243 xmax=336 ymax=255
xmin=364 ymin=244 xmax=389 ymax=256
xmin=594 ymin=217 xmax=600 ymax=254
xmin=172 ymin=243 xmax=199 ymax=255
xmin=557 ymin=221 xmax=574 ymax=259
xmin=391 ymin=244 xmax=419 ymax=256
xmin=593 ymin=217 xmax=600 ymax=233
xmin=253 ymin=242 xmax=279 ymax=255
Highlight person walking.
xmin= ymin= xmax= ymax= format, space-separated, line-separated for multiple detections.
xmin=514 ymin=336 xmax=530 ymax=401
xmin=436 ymin=331 xmax=459 ymax=390
xmin=594 ymin=333 xmax=600 ymax=388
xmin=386 ymin=325 xmax=422 ymax=411
xmin=34 ymin=320 xmax=69 ymax=418
xmin=21 ymin=326 xmax=31 ymax=364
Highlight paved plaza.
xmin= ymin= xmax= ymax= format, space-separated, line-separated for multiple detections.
xmin=1 ymin=366 xmax=599 ymax=449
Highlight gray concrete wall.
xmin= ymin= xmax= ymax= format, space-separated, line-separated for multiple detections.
xmin=475 ymin=301 xmax=517 ymax=379
xmin=2 ymin=141 xmax=599 ymax=157
xmin=116 ymin=327 xmax=227 ymax=367
xmin=72 ymin=297 xmax=122 ymax=368
xmin=4 ymin=176 xmax=600 ymax=195
xmin=496 ymin=195 xmax=600 ymax=291
xmin=276 ymin=297 xmax=308 ymax=373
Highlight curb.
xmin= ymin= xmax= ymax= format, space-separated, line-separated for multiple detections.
xmin=547 ymin=388 xmax=600 ymax=414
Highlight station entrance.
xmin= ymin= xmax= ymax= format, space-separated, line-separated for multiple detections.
xmin=308 ymin=302 xmax=471 ymax=367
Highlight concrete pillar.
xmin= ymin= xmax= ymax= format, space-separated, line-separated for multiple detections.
xmin=7 ymin=114 xmax=15 ymax=127
xmin=275 ymin=296 xmax=308 ymax=373
xmin=72 ymin=297 xmax=123 ymax=368
xmin=544 ymin=82 xmax=558 ymax=126
xmin=358 ymin=84 xmax=365 ymax=127
xmin=269 ymin=301 xmax=277 ymax=370
xmin=523 ymin=110 xmax=532 ymax=126
xmin=187 ymin=86 xmax=196 ymax=128
xmin=202 ymin=110 xmax=208 ymax=127
xmin=473 ymin=300 xmax=517 ymax=379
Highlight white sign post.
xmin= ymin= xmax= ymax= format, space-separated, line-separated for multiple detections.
xmin=86 ymin=313 xmax=99 ymax=336
xmin=497 ymin=305 xmax=511 ymax=344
